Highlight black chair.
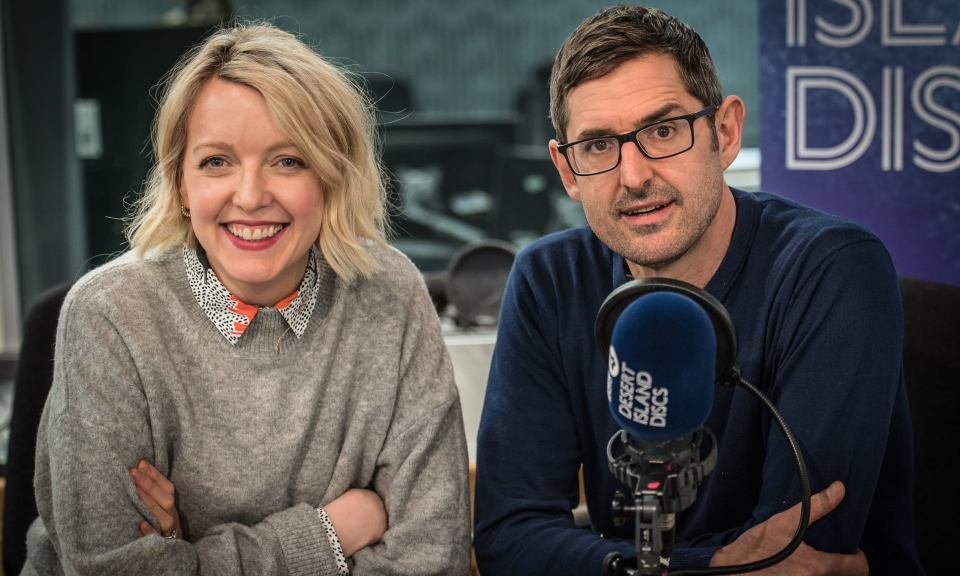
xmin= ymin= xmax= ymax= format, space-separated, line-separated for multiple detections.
xmin=3 ymin=283 xmax=71 ymax=576
xmin=899 ymin=277 xmax=960 ymax=574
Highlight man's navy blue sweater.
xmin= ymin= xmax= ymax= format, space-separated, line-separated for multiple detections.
xmin=474 ymin=189 xmax=923 ymax=574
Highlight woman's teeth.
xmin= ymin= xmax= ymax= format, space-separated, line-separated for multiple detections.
xmin=226 ymin=224 xmax=284 ymax=241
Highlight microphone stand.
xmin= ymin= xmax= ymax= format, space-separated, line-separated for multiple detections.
xmin=603 ymin=429 xmax=718 ymax=576
xmin=603 ymin=372 xmax=813 ymax=576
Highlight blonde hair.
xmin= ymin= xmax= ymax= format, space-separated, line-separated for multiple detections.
xmin=127 ymin=22 xmax=389 ymax=281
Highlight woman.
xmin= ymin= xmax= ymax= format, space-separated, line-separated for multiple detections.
xmin=23 ymin=23 xmax=471 ymax=575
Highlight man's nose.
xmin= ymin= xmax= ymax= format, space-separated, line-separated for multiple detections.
xmin=618 ymin=140 xmax=655 ymax=189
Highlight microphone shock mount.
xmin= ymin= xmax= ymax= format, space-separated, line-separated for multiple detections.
xmin=603 ymin=428 xmax=717 ymax=576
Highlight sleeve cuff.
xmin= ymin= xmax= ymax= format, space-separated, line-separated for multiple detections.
xmin=265 ymin=503 xmax=340 ymax=576
xmin=317 ymin=507 xmax=351 ymax=575
xmin=667 ymin=545 xmax=720 ymax=569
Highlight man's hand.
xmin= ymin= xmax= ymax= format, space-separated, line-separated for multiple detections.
xmin=710 ymin=481 xmax=868 ymax=575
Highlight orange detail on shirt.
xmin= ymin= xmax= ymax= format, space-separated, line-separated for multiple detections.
xmin=228 ymin=297 xmax=259 ymax=336
xmin=274 ymin=290 xmax=300 ymax=311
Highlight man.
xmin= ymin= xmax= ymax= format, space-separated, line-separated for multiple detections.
xmin=474 ymin=5 xmax=922 ymax=575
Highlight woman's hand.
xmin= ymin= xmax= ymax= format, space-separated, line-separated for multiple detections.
xmin=324 ymin=488 xmax=387 ymax=557
xmin=129 ymin=459 xmax=183 ymax=540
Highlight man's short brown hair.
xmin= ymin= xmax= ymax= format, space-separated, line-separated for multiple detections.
xmin=549 ymin=5 xmax=723 ymax=142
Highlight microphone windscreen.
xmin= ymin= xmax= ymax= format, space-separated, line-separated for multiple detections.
xmin=606 ymin=291 xmax=716 ymax=441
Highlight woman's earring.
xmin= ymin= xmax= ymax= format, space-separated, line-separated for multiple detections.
xmin=180 ymin=203 xmax=191 ymax=218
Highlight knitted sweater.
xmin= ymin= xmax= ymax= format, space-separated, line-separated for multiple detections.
xmin=23 ymin=244 xmax=471 ymax=575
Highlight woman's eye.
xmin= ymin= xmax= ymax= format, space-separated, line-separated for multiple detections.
xmin=278 ymin=157 xmax=304 ymax=169
xmin=200 ymin=157 xmax=226 ymax=169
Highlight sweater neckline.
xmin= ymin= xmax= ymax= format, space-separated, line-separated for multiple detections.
xmin=607 ymin=187 xmax=759 ymax=301
xmin=182 ymin=245 xmax=330 ymax=346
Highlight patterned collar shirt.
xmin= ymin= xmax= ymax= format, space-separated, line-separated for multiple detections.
xmin=183 ymin=245 xmax=321 ymax=345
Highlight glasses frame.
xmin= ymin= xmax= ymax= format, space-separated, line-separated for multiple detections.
xmin=557 ymin=104 xmax=718 ymax=176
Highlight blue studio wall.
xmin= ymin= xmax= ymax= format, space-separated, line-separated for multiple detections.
xmin=760 ymin=0 xmax=960 ymax=286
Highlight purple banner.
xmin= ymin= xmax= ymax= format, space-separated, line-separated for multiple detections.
xmin=759 ymin=0 xmax=960 ymax=285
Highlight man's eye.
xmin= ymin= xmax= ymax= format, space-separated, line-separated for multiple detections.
xmin=585 ymin=139 xmax=613 ymax=153
xmin=651 ymin=123 xmax=679 ymax=139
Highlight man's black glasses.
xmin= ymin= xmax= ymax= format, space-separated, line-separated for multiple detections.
xmin=557 ymin=105 xmax=717 ymax=176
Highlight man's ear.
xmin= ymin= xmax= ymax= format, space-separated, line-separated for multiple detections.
xmin=715 ymin=95 xmax=745 ymax=171
xmin=549 ymin=139 xmax=582 ymax=203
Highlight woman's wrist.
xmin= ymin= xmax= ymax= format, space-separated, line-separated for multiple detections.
xmin=323 ymin=488 xmax=387 ymax=558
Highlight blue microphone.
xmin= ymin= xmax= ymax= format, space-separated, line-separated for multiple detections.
xmin=601 ymin=282 xmax=812 ymax=576
xmin=600 ymin=285 xmax=723 ymax=575
xmin=606 ymin=291 xmax=717 ymax=442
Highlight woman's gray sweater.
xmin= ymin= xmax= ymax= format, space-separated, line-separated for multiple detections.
xmin=23 ymin=244 xmax=471 ymax=575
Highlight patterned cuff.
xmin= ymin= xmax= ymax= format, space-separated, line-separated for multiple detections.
xmin=316 ymin=507 xmax=350 ymax=575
